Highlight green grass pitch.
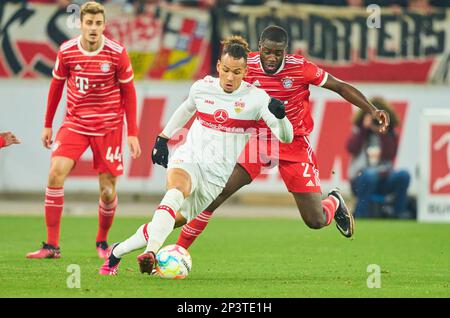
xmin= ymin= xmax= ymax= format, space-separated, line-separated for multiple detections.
xmin=0 ymin=215 xmax=449 ymax=298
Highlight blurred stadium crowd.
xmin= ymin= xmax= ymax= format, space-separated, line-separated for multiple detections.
xmin=15 ymin=0 xmax=450 ymax=13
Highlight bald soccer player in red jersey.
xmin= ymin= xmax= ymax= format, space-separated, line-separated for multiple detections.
xmin=26 ymin=1 xmax=141 ymax=260
xmin=174 ymin=25 xmax=390 ymax=249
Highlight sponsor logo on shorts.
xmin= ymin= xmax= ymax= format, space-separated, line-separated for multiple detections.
xmin=306 ymin=180 xmax=315 ymax=187
xmin=116 ymin=164 xmax=123 ymax=171
xmin=52 ymin=141 xmax=60 ymax=152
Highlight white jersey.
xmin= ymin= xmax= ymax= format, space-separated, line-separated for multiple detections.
xmin=162 ymin=76 xmax=293 ymax=187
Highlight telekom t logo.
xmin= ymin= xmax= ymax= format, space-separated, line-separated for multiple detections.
xmin=75 ymin=76 xmax=89 ymax=93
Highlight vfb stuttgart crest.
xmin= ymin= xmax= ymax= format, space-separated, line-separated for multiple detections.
xmin=234 ymin=100 xmax=245 ymax=113
xmin=281 ymin=77 xmax=293 ymax=88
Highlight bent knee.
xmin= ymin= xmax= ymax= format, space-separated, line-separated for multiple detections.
xmin=305 ymin=219 xmax=326 ymax=229
xmin=100 ymin=186 xmax=116 ymax=202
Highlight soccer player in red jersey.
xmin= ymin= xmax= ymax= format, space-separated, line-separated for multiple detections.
xmin=0 ymin=131 xmax=21 ymax=149
xmin=26 ymin=1 xmax=141 ymax=259
xmin=175 ymin=25 xmax=390 ymax=249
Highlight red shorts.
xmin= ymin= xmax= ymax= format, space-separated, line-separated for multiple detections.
xmin=238 ymin=135 xmax=321 ymax=193
xmin=52 ymin=126 xmax=124 ymax=176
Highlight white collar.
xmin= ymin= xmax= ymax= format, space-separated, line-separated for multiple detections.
xmin=77 ymin=35 xmax=105 ymax=56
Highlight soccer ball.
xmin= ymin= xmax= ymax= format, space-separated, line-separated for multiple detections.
xmin=154 ymin=244 xmax=192 ymax=279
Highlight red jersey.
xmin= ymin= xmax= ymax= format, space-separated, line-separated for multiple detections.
xmin=52 ymin=35 xmax=134 ymax=136
xmin=245 ymin=52 xmax=328 ymax=137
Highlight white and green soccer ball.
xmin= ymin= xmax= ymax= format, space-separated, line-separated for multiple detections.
xmin=154 ymin=244 xmax=192 ymax=279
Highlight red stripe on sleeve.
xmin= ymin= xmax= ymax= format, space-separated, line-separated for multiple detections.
xmin=44 ymin=78 xmax=65 ymax=128
xmin=120 ymin=81 xmax=138 ymax=136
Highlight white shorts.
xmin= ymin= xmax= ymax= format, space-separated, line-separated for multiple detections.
xmin=168 ymin=159 xmax=223 ymax=222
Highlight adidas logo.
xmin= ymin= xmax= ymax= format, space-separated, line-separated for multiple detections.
xmin=306 ymin=180 xmax=315 ymax=187
xmin=75 ymin=64 xmax=82 ymax=71
xmin=116 ymin=164 xmax=123 ymax=171
xmin=253 ymin=80 xmax=261 ymax=86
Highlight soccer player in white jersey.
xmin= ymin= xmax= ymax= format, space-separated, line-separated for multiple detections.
xmin=99 ymin=36 xmax=294 ymax=275
xmin=175 ymin=26 xmax=391 ymax=250
xmin=26 ymin=1 xmax=141 ymax=260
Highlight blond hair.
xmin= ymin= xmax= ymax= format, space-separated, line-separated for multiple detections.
xmin=80 ymin=1 xmax=105 ymax=21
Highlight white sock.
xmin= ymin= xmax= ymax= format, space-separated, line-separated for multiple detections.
xmin=113 ymin=224 xmax=148 ymax=258
xmin=146 ymin=188 xmax=185 ymax=253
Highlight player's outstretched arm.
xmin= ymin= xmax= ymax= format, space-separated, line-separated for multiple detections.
xmin=322 ymin=74 xmax=390 ymax=133
xmin=42 ymin=78 xmax=65 ymax=149
xmin=0 ymin=131 xmax=21 ymax=148
xmin=261 ymin=97 xmax=294 ymax=143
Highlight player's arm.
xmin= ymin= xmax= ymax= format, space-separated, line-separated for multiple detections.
xmin=43 ymin=51 xmax=68 ymax=149
xmin=152 ymin=86 xmax=197 ymax=168
xmin=260 ymin=96 xmax=294 ymax=144
xmin=117 ymin=49 xmax=141 ymax=159
xmin=321 ymin=74 xmax=390 ymax=133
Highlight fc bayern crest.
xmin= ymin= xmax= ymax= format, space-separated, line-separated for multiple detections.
xmin=100 ymin=63 xmax=110 ymax=73
xmin=281 ymin=77 xmax=293 ymax=88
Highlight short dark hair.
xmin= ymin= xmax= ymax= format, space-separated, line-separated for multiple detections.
xmin=260 ymin=25 xmax=288 ymax=46
xmin=221 ymin=36 xmax=250 ymax=62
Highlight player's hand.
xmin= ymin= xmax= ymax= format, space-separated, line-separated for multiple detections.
xmin=41 ymin=128 xmax=53 ymax=149
xmin=127 ymin=136 xmax=141 ymax=159
xmin=371 ymin=109 xmax=390 ymax=134
xmin=268 ymin=97 xmax=286 ymax=119
xmin=0 ymin=131 xmax=21 ymax=147
xmin=152 ymin=135 xmax=169 ymax=168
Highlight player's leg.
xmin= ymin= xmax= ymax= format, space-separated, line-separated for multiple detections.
xmin=101 ymin=168 xmax=191 ymax=275
xmin=96 ymin=173 xmax=118 ymax=258
xmin=280 ymin=160 xmax=354 ymax=237
xmin=91 ymin=127 xmax=123 ymax=257
xmin=26 ymin=157 xmax=75 ymax=259
xmin=27 ymin=128 xmax=87 ymax=259
xmin=137 ymin=168 xmax=191 ymax=274
xmin=175 ymin=163 xmax=253 ymax=249
xmin=101 ymin=211 xmax=188 ymax=275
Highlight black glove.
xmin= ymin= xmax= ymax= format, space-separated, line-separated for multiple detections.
xmin=268 ymin=97 xmax=286 ymax=119
xmin=152 ymin=136 xmax=169 ymax=168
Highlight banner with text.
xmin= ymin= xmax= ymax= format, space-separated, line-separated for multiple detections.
xmin=0 ymin=80 xmax=446 ymax=196
xmin=218 ymin=4 xmax=450 ymax=84
xmin=0 ymin=3 xmax=211 ymax=80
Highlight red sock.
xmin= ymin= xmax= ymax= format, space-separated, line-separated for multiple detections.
xmin=45 ymin=187 xmax=64 ymax=247
xmin=322 ymin=195 xmax=339 ymax=226
xmin=176 ymin=211 xmax=213 ymax=249
xmin=96 ymin=196 xmax=118 ymax=243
